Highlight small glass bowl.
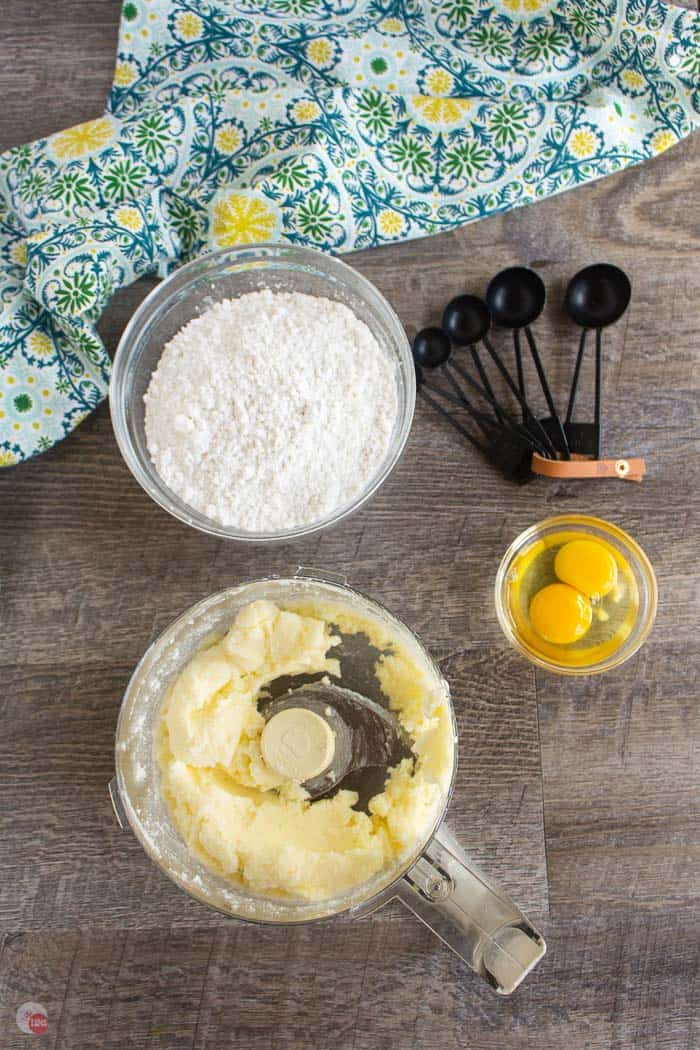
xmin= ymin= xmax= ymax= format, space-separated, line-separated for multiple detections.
xmin=110 ymin=244 xmax=415 ymax=543
xmin=495 ymin=514 xmax=657 ymax=675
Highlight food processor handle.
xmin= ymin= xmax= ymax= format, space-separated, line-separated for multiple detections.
xmin=395 ymin=823 xmax=546 ymax=995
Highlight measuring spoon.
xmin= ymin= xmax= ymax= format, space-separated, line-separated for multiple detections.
xmin=486 ymin=267 xmax=570 ymax=458
xmin=563 ymin=263 xmax=631 ymax=458
xmin=437 ymin=295 xmax=557 ymax=458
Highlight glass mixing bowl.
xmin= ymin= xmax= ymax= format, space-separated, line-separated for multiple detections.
xmin=495 ymin=515 xmax=658 ymax=675
xmin=110 ymin=572 xmax=545 ymax=994
xmin=109 ymin=244 xmax=415 ymax=542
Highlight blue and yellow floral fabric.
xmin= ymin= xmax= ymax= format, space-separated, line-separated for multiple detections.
xmin=1 ymin=0 xmax=698 ymax=466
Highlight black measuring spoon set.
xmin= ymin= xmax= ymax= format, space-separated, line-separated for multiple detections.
xmin=413 ymin=263 xmax=632 ymax=483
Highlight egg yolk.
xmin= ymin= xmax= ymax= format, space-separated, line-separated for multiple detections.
xmin=529 ymin=583 xmax=593 ymax=645
xmin=554 ymin=539 xmax=618 ymax=600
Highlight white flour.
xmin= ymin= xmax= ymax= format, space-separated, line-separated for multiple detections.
xmin=144 ymin=290 xmax=398 ymax=531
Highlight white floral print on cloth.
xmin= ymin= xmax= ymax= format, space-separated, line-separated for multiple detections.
xmin=1 ymin=0 xmax=698 ymax=466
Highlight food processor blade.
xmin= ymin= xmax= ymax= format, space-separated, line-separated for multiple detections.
xmin=261 ymin=682 xmax=413 ymax=806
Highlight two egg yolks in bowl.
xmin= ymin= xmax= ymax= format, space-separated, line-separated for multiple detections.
xmin=507 ymin=534 xmax=639 ymax=669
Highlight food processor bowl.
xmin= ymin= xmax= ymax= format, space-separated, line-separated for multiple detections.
xmin=110 ymin=571 xmax=545 ymax=994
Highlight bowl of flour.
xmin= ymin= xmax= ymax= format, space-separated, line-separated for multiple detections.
xmin=110 ymin=245 xmax=415 ymax=541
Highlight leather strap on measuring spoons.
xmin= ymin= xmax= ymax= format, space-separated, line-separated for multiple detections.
xmin=531 ymin=453 xmax=646 ymax=482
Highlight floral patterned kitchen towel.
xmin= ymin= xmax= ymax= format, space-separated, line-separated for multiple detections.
xmin=1 ymin=0 xmax=698 ymax=466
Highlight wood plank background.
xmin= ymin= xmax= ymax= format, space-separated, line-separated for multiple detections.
xmin=1 ymin=3 xmax=699 ymax=1047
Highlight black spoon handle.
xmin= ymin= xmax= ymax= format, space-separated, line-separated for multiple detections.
xmin=420 ymin=377 xmax=474 ymax=411
xmin=594 ymin=328 xmax=602 ymax=459
xmin=446 ymin=356 xmax=549 ymax=456
xmin=440 ymin=364 xmax=498 ymax=442
xmin=565 ymin=328 xmax=588 ymax=424
xmin=482 ymin=334 xmax=558 ymax=458
xmin=470 ymin=345 xmax=504 ymax=424
xmin=428 ymin=373 xmax=501 ymax=439
xmin=449 ymin=356 xmax=503 ymax=413
xmin=513 ymin=329 xmax=526 ymax=418
xmin=449 ymin=357 xmax=507 ymax=420
xmin=419 ymin=388 xmax=488 ymax=453
xmin=524 ymin=326 xmax=571 ymax=459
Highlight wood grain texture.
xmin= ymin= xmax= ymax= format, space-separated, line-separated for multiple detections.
xmin=538 ymin=639 xmax=700 ymax=915
xmin=1 ymin=2 xmax=699 ymax=1047
xmin=2 ymin=913 xmax=700 ymax=1050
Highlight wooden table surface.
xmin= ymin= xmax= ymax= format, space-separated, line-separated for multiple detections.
xmin=1 ymin=3 xmax=699 ymax=1048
